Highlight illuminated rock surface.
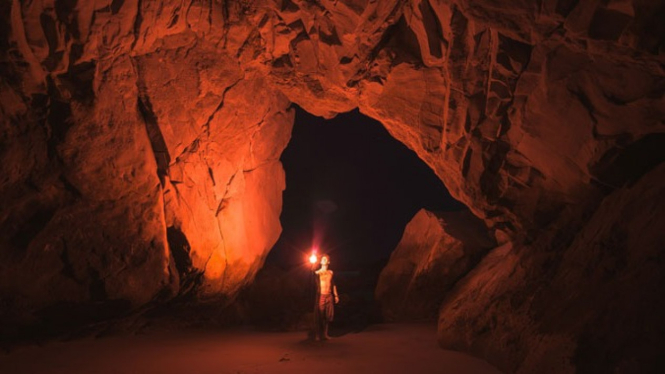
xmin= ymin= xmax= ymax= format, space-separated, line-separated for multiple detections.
xmin=1 ymin=0 xmax=664 ymax=372
xmin=376 ymin=209 xmax=495 ymax=321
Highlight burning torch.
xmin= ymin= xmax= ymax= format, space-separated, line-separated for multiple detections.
xmin=308 ymin=249 xmax=318 ymax=271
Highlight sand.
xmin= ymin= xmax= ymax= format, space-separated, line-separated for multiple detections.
xmin=0 ymin=323 xmax=502 ymax=374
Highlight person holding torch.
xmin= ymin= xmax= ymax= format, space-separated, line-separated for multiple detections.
xmin=309 ymin=252 xmax=339 ymax=340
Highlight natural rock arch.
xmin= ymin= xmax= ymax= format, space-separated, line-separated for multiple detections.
xmin=1 ymin=0 xmax=664 ymax=372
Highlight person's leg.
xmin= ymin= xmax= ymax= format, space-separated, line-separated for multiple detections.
xmin=312 ymin=301 xmax=320 ymax=340
xmin=322 ymin=295 xmax=333 ymax=340
xmin=314 ymin=297 xmax=326 ymax=340
xmin=322 ymin=320 xmax=330 ymax=340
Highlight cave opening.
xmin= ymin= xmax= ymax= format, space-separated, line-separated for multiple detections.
xmin=270 ymin=105 xmax=463 ymax=269
xmin=246 ymin=105 xmax=464 ymax=332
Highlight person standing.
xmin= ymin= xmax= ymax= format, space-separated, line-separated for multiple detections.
xmin=313 ymin=254 xmax=339 ymax=340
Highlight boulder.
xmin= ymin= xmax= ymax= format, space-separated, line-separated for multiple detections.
xmin=376 ymin=209 xmax=495 ymax=321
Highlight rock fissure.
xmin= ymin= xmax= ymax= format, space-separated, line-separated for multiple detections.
xmin=201 ymin=73 xmax=244 ymax=139
xmin=205 ymin=170 xmax=238 ymax=292
xmin=130 ymin=0 xmax=144 ymax=51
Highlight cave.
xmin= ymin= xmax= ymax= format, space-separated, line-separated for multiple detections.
xmin=245 ymin=105 xmax=466 ymax=331
xmin=1 ymin=0 xmax=664 ymax=373
xmin=270 ymin=106 xmax=462 ymax=269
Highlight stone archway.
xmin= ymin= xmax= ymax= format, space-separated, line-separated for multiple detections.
xmin=1 ymin=0 xmax=664 ymax=372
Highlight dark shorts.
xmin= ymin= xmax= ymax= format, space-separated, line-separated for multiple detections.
xmin=317 ymin=294 xmax=334 ymax=322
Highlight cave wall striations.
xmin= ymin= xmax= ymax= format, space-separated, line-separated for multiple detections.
xmin=1 ymin=0 xmax=664 ymax=372
xmin=0 ymin=0 xmax=297 ymax=328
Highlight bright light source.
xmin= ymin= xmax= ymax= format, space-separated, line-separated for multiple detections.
xmin=309 ymin=253 xmax=318 ymax=264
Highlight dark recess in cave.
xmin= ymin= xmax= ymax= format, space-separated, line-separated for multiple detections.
xmin=268 ymin=105 xmax=463 ymax=269
xmin=591 ymin=133 xmax=665 ymax=191
xmin=167 ymin=226 xmax=193 ymax=278
xmin=247 ymin=106 xmax=464 ymax=331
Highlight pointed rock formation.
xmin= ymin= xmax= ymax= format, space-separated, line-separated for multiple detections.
xmin=376 ymin=209 xmax=495 ymax=321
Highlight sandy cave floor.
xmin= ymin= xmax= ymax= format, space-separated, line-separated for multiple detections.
xmin=0 ymin=323 xmax=502 ymax=374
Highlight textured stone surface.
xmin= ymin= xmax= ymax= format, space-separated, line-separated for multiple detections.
xmin=1 ymin=0 xmax=664 ymax=372
xmin=376 ymin=209 xmax=495 ymax=321
xmin=0 ymin=0 xmax=295 ymax=331
xmin=0 ymin=54 xmax=176 ymax=330
xmin=355 ymin=0 xmax=665 ymax=238
xmin=438 ymin=163 xmax=665 ymax=373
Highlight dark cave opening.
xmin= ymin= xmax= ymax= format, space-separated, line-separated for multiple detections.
xmin=246 ymin=105 xmax=464 ymax=331
xmin=268 ymin=105 xmax=463 ymax=270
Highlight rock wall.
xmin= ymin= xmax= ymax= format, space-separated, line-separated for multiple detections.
xmin=438 ymin=163 xmax=665 ymax=373
xmin=376 ymin=209 xmax=495 ymax=321
xmin=0 ymin=0 xmax=295 ymax=332
xmin=1 ymin=0 xmax=664 ymax=371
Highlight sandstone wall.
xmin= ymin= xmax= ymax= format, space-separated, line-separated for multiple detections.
xmin=0 ymin=0 xmax=295 ymax=331
xmin=1 ymin=0 xmax=664 ymax=371
xmin=438 ymin=163 xmax=665 ymax=373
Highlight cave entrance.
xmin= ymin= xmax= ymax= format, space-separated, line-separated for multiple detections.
xmin=247 ymin=105 xmax=463 ymax=331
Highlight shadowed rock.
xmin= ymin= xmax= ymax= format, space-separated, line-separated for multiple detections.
xmin=1 ymin=0 xmax=664 ymax=371
xmin=376 ymin=209 xmax=496 ymax=321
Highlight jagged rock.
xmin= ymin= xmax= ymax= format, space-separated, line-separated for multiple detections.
xmin=376 ymin=209 xmax=495 ymax=321
xmin=0 ymin=0 xmax=296 ymax=328
xmin=0 ymin=55 xmax=176 ymax=330
xmin=438 ymin=163 xmax=665 ymax=373
xmin=1 ymin=0 xmax=664 ymax=371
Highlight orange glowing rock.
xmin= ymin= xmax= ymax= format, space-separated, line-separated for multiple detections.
xmin=1 ymin=0 xmax=664 ymax=371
